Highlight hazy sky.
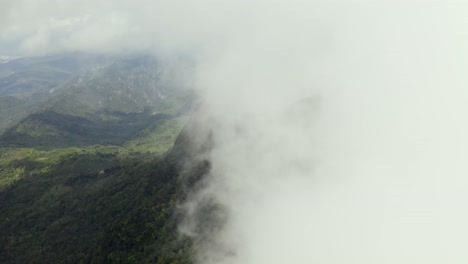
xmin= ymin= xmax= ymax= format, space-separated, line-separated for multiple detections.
xmin=4 ymin=1 xmax=468 ymax=263
xmin=0 ymin=0 xmax=248 ymax=56
xmin=0 ymin=0 xmax=146 ymax=55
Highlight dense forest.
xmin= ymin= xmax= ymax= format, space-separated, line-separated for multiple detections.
xmin=0 ymin=124 xmax=212 ymax=263
xmin=0 ymin=53 xmax=207 ymax=263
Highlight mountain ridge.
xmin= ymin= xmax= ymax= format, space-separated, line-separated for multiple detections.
xmin=0 ymin=52 xmax=200 ymax=263
xmin=0 ymin=53 xmax=193 ymax=148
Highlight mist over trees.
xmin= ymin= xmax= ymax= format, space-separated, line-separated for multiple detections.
xmin=2 ymin=0 xmax=468 ymax=263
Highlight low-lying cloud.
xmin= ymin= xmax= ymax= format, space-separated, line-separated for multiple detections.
xmin=3 ymin=0 xmax=468 ymax=263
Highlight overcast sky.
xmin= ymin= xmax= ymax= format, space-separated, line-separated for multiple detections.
xmin=0 ymin=0 xmax=154 ymax=55
xmin=0 ymin=0 xmax=190 ymax=55
xmin=0 ymin=0 xmax=249 ymax=56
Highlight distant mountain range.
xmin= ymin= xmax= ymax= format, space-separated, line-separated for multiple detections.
xmin=0 ymin=53 xmax=194 ymax=147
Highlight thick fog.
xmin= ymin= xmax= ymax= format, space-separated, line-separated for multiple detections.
xmin=183 ymin=2 xmax=468 ymax=263
xmin=3 ymin=0 xmax=468 ymax=263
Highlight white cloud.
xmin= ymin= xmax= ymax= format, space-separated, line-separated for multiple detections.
xmin=3 ymin=0 xmax=468 ymax=263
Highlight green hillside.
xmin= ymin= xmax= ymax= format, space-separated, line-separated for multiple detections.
xmin=0 ymin=125 xmax=207 ymax=263
xmin=0 ymin=54 xmax=193 ymax=148
xmin=0 ymin=53 xmax=202 ymax=263
xmin=0 ymin=53 xmax=114 ymax=98
xmin=0 ymin=53 xmax=116 ymax=134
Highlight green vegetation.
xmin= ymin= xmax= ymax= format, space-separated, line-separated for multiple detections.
xmin=126 ymin=116 xmax=189 ymax=154
xmin=0 ymin=115 xmax=187 ymax=190
xmin=0 ymin=53 xmax=200 ymax=263
xmin=0 ymin=119 xmax=197 ymax=263
xmin=0 ymin=111 xmax=180 ymax=148
xmin=0 ymin=96 xmax=44 ymax=135
xmin=0 ymin=54 xmax=193 ymax=149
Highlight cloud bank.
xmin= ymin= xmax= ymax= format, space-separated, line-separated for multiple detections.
xmin=3 ymin=0 xmax=468 ymax=263
xmin=180 ymin=2 xmax=468 ymax=263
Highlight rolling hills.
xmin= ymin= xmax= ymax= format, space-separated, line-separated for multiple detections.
xmin=0 ymin=53 xmax=193 ymax=148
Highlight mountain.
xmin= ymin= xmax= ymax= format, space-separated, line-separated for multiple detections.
xmin=0 ymin=54 xmax=193 ymax=148
xmin=0 ymin=53 xmax=116 ymax=99
xmin=0 ymin=53 xmax=202 ymax=263
xmin=0 ymin=53 xmax=116 ymax=134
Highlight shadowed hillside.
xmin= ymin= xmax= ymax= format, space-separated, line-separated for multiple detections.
xmin=0 ymin=54 xmax=193 ymax=148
